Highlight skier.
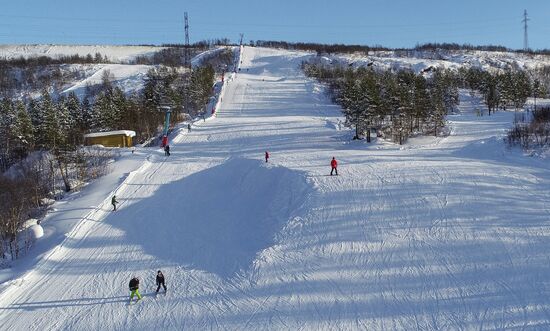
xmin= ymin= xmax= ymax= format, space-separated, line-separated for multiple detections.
xmin=188 ymin=123 xmax=192 ymax=132
xmin=129 ymin=276 xmax=142 ymax=302
xmin=265 ymin=151 xmax=269 ymax=163
xmin=164 ymin=144 xmax=170 ymax=156
xmin=111 ymin=195 xmax=118 ymax=211
xmin=156 ymin=270 xmax=167 ymax=293
xmin=330 ymin=157 xmax=338 ymax=176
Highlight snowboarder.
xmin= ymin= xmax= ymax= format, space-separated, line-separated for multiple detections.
xmin=188 ymin=123 xmax=192 ymax=132
xmin=129 ymin=276 xmax=142 ymax=302
xmin=164 ymin=144 xmax=170 ymax=156
xmin=265 ymin=151 xmax=269 ymax=163
xmin=330 ymin=157 xmax=338 ymax=176
xmin=156 ymin=270 xmax=167 ymax=293
xmin=111 ymin=195 xmax=118 ymax=211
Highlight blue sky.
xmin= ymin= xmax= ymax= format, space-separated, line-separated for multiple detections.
xmin=1 ymin=0 xmax=549 ymax=50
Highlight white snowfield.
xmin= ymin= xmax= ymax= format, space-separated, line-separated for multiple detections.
xmin=60 ymin=63 xmax=154 ymax=98
xmin=0 ymin=44 xmax=164 ymax=62
xmin=327 ymin=49 xmax=550 ymax=74
xmin=1 ymin=47 xmax=550 ymax=330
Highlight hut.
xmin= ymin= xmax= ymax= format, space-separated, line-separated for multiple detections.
xmin=83 ymin=130 xmax=136 ymax=147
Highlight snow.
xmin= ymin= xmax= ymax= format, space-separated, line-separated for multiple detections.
xmin=191 ymin=46 xmax=235 ymax=67
xmin=1 ymin=46 xmax=550 ymax=330
xmin=27 ymin=225 xmax=44 ymax=240
xmin=0 ymin=45 xmax=164 ymax=62
xmin=327 ymin=49 xmax=550 ymax=74
xmin=84 ymin=130 xmax=136 ymax=138
xmin=61 ymin=64 xmax=153 ymax=98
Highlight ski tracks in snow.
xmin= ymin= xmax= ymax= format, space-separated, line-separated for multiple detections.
xmin=2 ymin=47 xmax=550 ymax=330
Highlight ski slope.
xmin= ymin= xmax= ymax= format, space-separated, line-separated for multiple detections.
xmin=1 ymin=47 xmax=550 ymax=330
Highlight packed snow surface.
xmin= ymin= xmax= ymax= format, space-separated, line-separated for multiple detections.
xmin=1 ymin=47 xmax=550 ymax=330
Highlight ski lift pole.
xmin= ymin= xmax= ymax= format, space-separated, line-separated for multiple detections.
xmin=160 ymin=105 xmax=172 ymax=147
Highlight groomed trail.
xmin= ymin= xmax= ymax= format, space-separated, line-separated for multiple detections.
xmin=1 ymin=47 xmax=550 ymax=330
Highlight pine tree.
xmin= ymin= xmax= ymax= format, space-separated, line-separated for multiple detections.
xmin=42 ymin=92 xmax=64 ymax=150
xmin=13 ymin=101 xmax=34 ymax=154
xmin=339 ymin=76 xmax=364 ymax=139
xmin=0 ymin=98 xmax=17 ymax=156
xmin=65 ymin=92 xmax=83 ymax=146
xmin=414 ymin=76 xmax=430 ymax=131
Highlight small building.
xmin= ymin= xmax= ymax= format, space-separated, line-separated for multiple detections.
xmin=83 ymin=130 xmax=136 ymax=147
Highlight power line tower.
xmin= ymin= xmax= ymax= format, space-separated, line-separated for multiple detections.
xmin=522 ymin=9 xmax=529 ymax=51
xmin=184 ymin=12 xmax=190 ymax=67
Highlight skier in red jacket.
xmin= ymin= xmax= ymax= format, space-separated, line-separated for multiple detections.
xmin=265 ymin=151 xmax=269 ymax=163
xmin=330 ymin=157 xmax=338 ymax=176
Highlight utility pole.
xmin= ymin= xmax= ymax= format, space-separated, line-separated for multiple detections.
xmin=184 ymin=12 xmax=190 ymax=67
xmin=522 ymin=9 xmax=529 ymax=52
xmin=239 ymin=33 xmax=244 ymax=46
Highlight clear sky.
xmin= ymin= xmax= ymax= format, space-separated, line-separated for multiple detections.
xmin=1 ymin=0 xmax=549 ymax=50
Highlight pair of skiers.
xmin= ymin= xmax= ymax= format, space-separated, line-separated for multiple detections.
xmin=128 ymin=270 xmax=167 ymax=303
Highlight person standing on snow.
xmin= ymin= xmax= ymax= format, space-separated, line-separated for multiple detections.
xmin=265 ymin=151 xmax=269 ymax=163
xmin=129 ymin=276 xmax=142 ymax=302
xmin=111 ymin=195 xmax=118 ymax=211
xmin=330 ymin=157 xmax=338 ymax=176
xmin=188 ymin=123 xmax=192 ymax=132
xmin=164 ymin=144 xmax=170 ymax=156
xmin=156 ymin=270 xmax=167 ymax=293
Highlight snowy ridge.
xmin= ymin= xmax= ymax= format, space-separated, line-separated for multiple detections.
xmin=0 ymin=47 xmax=549 ymax=330
xmin=61 ymin=64 xmax=153 ymax=97
xmin=325 ymin=49 xmax=550 ymax=74
xmin=0 ymin=45 xmax=164 ymax=62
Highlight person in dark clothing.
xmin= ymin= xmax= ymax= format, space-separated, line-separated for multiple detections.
xmin=111 ymin=195 xmax=118 ymax=211
xmin=188 ymin=123 xmax=192 ymax=132
xmin=164 ymin=144 xmax=170 ymax=156
xmin=156 ymin=270 xmax=167 ymax=293
xmin=265 ymin=151 xmax=269 ymax=163
xmin=129 ymin=277 xmax=142 ymax=302
xmin=330 ymin=157 xmax=338 ymax=176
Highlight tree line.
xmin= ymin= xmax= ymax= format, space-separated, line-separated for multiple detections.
xmin=456 ymin=67 xmax=547 ymax=114
xmin=303 ymin=62 xmax=459 ymax=143
xmin=0 ymin=64 xmax=216 ymax=172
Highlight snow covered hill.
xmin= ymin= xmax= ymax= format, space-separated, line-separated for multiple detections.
xmin=61 ymin=63 xmax=154 ymax=98
xmin=321 ymin=49 xmax=550 ymax=74
xmin=0 ymin=44 xmax=164 ymax=62
xmin=1 ymin=47 xmax=550 ymax=330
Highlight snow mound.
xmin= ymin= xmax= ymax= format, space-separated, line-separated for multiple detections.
xmin=109 ymin=158 xmax=312 ymax=279
xmin=27 ymin=224 xmax=44 ymax=240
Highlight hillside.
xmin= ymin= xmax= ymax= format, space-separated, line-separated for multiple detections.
xmin=0 ymin=44 xmax=164 ymax=62
xmin=313 ymin=49 xmax=550 ymax=74
xmin=0 ymin=47 xmax=549 ymax=330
